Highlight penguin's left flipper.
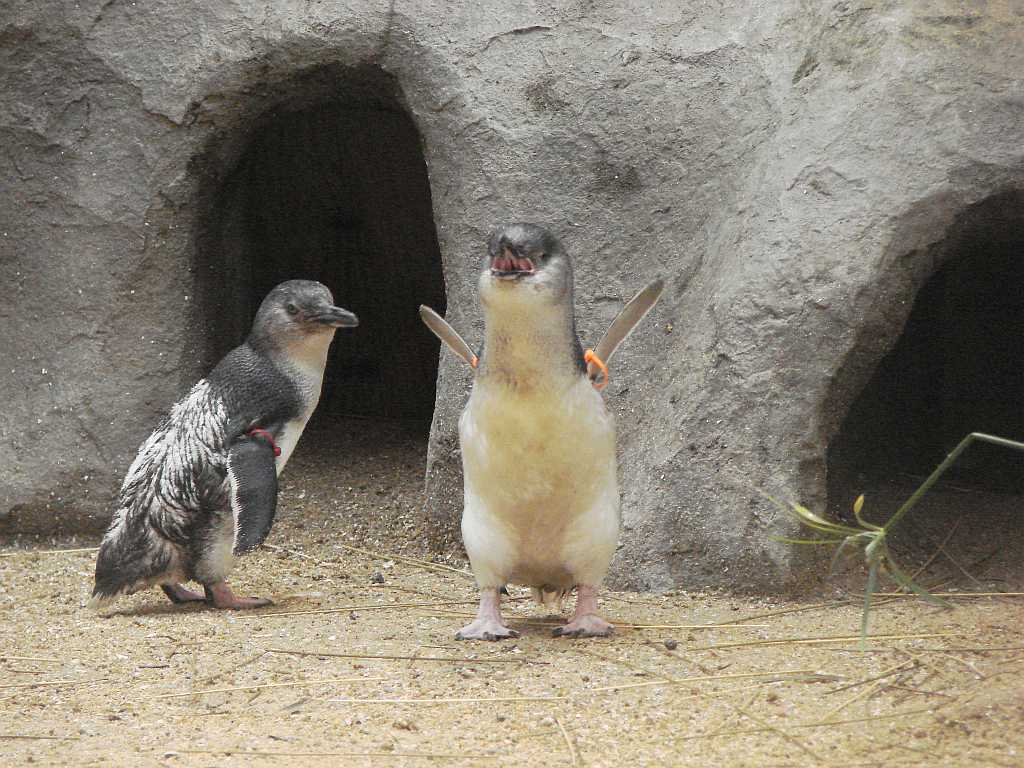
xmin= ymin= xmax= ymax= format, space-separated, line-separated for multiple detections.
xmin=588 ymin=278 xmax=665 ymax=382
xmin=228 ymin=437 xmax=279 ymax=555
xmin=419 ymin=305 xmax=478 ymax=369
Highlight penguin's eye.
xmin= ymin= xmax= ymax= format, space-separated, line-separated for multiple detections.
xmin=285 ymin=303 xmax=299 ymax=316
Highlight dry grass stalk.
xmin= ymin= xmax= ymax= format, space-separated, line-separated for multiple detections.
xmin=448 ymin=618 xmax=770 ymax=634
xmin=154 ymin=676 xmax=387 ymax=699
xmin=724 ymin=696 xmax=825 ymax=764
xmin=553 ymin=715 xmax=579 ymax=767
xmin=171 ymin=748 xmax=498 ymax=759
xmin=0 ymin=656 xmax=60 ymax=663
xmin=262 ymin=544 xmax=449 ymax=601
xmin=820 ymin=666 xmax=908 ymax=722
xmin=327 ymin=694 xmax=568 ymax=704
xmin=689 ymin=632 xmax=955 ymax=651
xmin=716 ymin=601 xmax=851 ymax=625
xmin=905 ymin=517 xmax=962 ymax=582
xmin=875 ymin=645 xmax=1024 ymax=654
xmin=332 ymin=542 xmax=474 ymax=579
xmin=0 ymin=547 xmax=98 ymax=558
xmin=826 ymin=662 xmax=916 ymax=695
xmin=874 ymin=592 xmax=1024 ymax=598
xmin=0 ymin=734 xmax=80 ymax=741
xmin=624 ymin=623 xmax=770 ymax=630
xmin=573 ymin=648 xmax=669 ymax=681
xmin=264 ymin=648 xmax=547 ymax=665
xmin=0 ymin=678 xmax=108 ymax=691
xmin=601 ymin=593 xmax=663 ymax=606
xmin=930 ymin=652 xmax=985 ymax=679
xmin=196 ymin=651 xmax=268 ymax=685
xmin=239 ymin=599 xmax=483 ymax=619
xmin=588 ymin=668 xmax=824 ymax=693
xmin=262 ymin=543 xmax=343 ymax=568
xmin=679 ymin=702 xmax=948 ymax=741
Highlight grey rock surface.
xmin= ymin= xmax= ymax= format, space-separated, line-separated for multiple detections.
xmin=1 ymin=1 xmax=1021 ymax=589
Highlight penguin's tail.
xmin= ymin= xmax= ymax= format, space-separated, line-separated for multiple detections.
xmin=88 ymin=512 xmax=170 ymax=610
xmin=87 ymin=589 xmax=118 ymax=610
xmin=531 ymin=587 xmax=569 ymax=611
xmin=89 ymin=539 xmax=132 ymax=610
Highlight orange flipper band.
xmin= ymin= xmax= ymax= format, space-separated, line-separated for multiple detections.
xmin=584 ymin=348 xmax=608 ymax=390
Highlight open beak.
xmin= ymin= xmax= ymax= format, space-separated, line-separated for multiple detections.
xmin=490 ymin=248 xmax=536 ymax=280
xmin=313 ymin=306 xmax=359 ymax=328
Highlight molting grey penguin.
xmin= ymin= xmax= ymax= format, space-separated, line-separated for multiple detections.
xmin=90 ymin=280 xmax=358 ymax=610
xmin=420 ymin=224 xmax=662 ymax=640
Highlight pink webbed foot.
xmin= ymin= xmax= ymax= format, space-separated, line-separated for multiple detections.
xmin=456 ymin=617 xmax=519 ymax=641
xmin=161 ymin=583 xmax=205 ymax=604
xmin=203 ymin=582 xmax=273 ymax=610
xmin=456 ymin=587 xmax=518 ymax=641
xmin=552 ymin=584 xmax=613 ymax=638
xmin=552 ymin=613 xmax=613 ymax=638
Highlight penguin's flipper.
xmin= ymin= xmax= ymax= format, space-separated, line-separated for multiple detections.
xmin=227 ymin=437 xmax=279 ymax=555
xmin=419 ymin=305 xmax=478 ymax=369
xmin=589 ymin=279 xmax=665 ymax=381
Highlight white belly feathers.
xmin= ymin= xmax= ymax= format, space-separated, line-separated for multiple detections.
xmin=459 ymin=373 xmax=619 ymax=589
xmin=274 ymin=347 xmax=326 ymax=475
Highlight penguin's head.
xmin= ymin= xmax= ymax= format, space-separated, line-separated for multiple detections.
xmin=249 ymin=280 xmax=358 ymax=350
xmin=480 ymin=223 xmax=573 ymax=305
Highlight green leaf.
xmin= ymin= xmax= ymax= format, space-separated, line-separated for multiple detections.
xmin=885 ymin=558 xmax=953 ymax=609
xmin=829 ymin=534 xmax=861 ymax=576
xmin=852 ymin=493 xmax=882 ymax=531
xmin=772 ymin=536 xmax=847 ymax=545
xmin=860 ymin=559 xmax=880 ymax=648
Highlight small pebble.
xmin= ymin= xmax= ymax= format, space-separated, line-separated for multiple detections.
xmin=370 ymin=572 xmax=385 ymax=584
xmin=663 ymin=638 xmax=678 ymax=650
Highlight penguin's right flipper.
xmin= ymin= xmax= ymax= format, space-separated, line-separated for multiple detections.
xmin=228 ymin=437 xmax=279 ymax=555
xmin=589 ymin=279 xmax=664 ymax=381
xmin=419 ymin=305 xmax=478 ymax=369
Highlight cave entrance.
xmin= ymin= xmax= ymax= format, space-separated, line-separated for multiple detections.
xmin=197 ymin=68 xmax=445 ymax=434
xmin=826 ymin=191 xmax=1024 ymax=585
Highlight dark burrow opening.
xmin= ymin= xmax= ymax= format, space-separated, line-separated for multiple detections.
xmin=194 ymin=68 xmax=445 ymax=437
xmin=826 ymin=190 xmax=1024 ymax=585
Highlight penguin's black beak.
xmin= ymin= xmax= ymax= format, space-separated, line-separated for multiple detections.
xmin=312 ymin=306 xmax=359 ymax=328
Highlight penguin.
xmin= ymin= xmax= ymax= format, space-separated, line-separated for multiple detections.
xmin=419 ymin=224 xmax=662 ymax=639
xmin=90 ymin=280 xmax=358 ymax=610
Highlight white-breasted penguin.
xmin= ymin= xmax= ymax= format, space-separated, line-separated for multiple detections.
xmin=420 ymin=224 xmax=662 ymax=639
xmin=90 ymin=280 xmax=358 ymax=610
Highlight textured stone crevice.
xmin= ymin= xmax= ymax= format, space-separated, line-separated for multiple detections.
xmin=827 ymin=189 xmax=1024 ymax=508
xmin=192 ymin=66 xmax=445 ymax=426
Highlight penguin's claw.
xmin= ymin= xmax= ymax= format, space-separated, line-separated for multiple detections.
xmin=161 ymin=584 xmax=206 ymax=604
xmin=203 ymin=582 xmax=273 ymax=610
xmin=552 ymin=614 xmax=613 ymax=638
xmin=455 ymin=619 xmax=519 ymax=641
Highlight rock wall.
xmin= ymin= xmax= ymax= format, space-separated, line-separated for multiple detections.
xmin=1 ymin=1 xmax=1021 ymax=589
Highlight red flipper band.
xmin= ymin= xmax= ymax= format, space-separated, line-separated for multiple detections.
xmin=246 ymin=428 xmax=281 ymax=457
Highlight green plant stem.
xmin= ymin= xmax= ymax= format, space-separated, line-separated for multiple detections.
xmin=883 ymin=432 xmax=1024 ymax=535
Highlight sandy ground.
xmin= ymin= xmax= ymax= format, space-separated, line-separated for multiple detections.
xmin=1 ymin=420 xmax=1022 ymax=767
